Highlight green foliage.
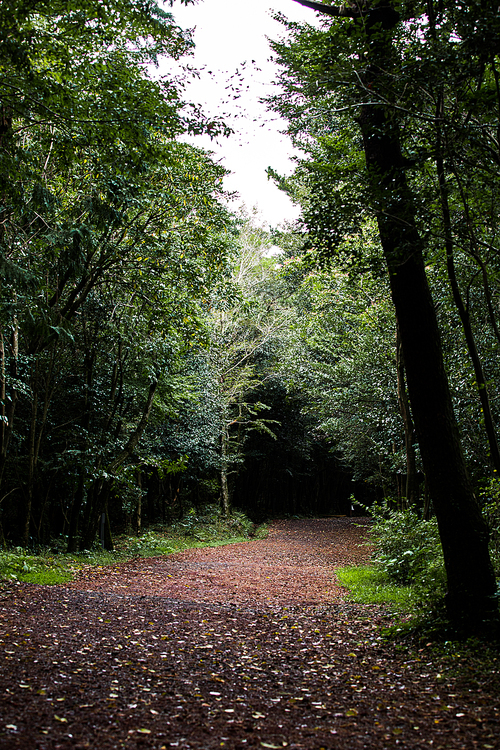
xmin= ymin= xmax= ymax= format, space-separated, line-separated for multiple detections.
xmin=274 ymin=237 xmax=410 ymax=491
xmin=0 ymin=550 xmax=73 ymax=585
xmin=200 ymin=212 xmax=289 ymax=513
xmin=369 ymin=503 xmax=447 ymax=613
xmin=4 ymin=0 xmax=500 ymax=557
xmin=169 ymin=505 xmax=255 ymax=541
xmin=0 ymin=0 xmax=238 ymax=547
xmin=253 ymin=523 xmax=270 ymax=539
xmin=0 ymin=508 xmax=259 ymax=583
xmin=268 ymin=1 xmax=500 ymax=487
xmin=335 ymin=565 xmax=414 ymax=609
xmin=336 ymin=508 xmax=449 ymax=623
xmin=480 ymin=478 xmax=500 ymax=578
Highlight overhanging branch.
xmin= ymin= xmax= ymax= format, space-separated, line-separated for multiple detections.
xmin=292 ymin=0 xmax=401 ymax=24
xmin=292 ymin=0 xmax=360 ymax=18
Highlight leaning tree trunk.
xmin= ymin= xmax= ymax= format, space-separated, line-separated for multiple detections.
xmin=357 ymin=2 xmax=498 ymax=634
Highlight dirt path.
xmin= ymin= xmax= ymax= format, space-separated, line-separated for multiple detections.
xmin=0 ymin=518 xmax=499 ymax=749
xmin=67 ymin=519 xmax=372 ymax=608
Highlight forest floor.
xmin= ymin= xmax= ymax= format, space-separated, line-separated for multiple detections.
xmin=0 ymin=517 xmax=499 ymax=750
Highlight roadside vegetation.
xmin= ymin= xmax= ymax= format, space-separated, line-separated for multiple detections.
xmin=0 ymin=508 xmax=268 ymax=586
xmin=337 ymin=498 xmax=500 ymax=637
xmin=335 ymin=565 xmax=414 ymax=610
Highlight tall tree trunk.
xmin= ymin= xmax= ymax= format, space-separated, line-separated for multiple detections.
xmin=136 ymin=470 xmax=142 ymax=535
xmin=106 ymin=380 xmax=157 ymax=474
xmin=67 ymin=473 xmax=85 ymax=553
xmin=24 ymin=378 xmax=38 ymax=547
xmin=396 ymin=325 xmax=418 ymax=508
xmin=67 ymin=328 xmax=94 ymax=552
xmin=0 ymin=322 xmax=18 ymax=486
xmin=22 ymin=347 xmax=57 ymax=546
xmin=103 ymin=504 xmax=114 ymax=551
xmin=356 ymin=2 xmax=498 ymax=634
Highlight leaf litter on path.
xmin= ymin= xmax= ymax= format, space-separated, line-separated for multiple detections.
xmin=0 ymin=518 xmax=498 ymax=749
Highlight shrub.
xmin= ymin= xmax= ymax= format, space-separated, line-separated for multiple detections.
xmin=170 ymin=505 xmax=255 ymax=540
xmin=0 ymin=507 xmax=260 ymax=584
xmin=369 ymin=502 xmax=447 ymax=611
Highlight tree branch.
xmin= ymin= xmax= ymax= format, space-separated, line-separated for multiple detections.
xmin=107 ymin=380 xmax=157 ymax=474
xmin=292 ymin=0 xmax=360 ymax=17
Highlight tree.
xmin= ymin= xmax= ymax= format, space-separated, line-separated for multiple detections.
xmin=266 ymin=221 xmax=424 ymax=509
xmin=272 ymin=0 xmax=499 ymax=634
xmin=0 ymin=0 xmax=236 ymax=548
xmin=206 ymin=213 xmax=287 ymax=515
xmin=280 ymin=250 xmax=405 ymax=491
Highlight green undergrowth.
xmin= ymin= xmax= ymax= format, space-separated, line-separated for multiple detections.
xmin=0 ymin=551 xmax=75 ymax=586
xmin=0 ymin=509 xmax=268 ymax=586
xmin=335 ymin=565 xmax=414 ymax=610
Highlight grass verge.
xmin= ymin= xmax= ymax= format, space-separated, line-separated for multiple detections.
xmin=0 ymin=511 xmax=269 ymax=586
xmin=335 ymin=565 xmax=414 ymax=610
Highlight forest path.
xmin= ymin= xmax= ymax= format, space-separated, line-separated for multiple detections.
xmin=67 ymin=517 xmax=372 ymax=608
xmin=0 ymin=518 xmax=498 ymax=750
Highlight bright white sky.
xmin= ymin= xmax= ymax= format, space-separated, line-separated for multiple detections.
xmin=160 ymin=0 xmax=320 ymax=227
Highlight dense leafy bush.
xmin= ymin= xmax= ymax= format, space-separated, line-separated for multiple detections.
xmin=169 ymin=506 xmax=255 ymax=540
xmin=369 ymin=503 xmax=447 ymax=611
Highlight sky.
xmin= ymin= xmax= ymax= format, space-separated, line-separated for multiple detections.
xmin=159 ymin=0 xmax=320 ymax=227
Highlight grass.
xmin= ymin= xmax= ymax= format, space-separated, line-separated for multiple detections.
xmin=335 ymin=565 xmax=414 ymax=610
xmin=0 ymin=510 xmax=269 ymax=586
xmin=0 ymin=550 xmax=75 ymax=586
